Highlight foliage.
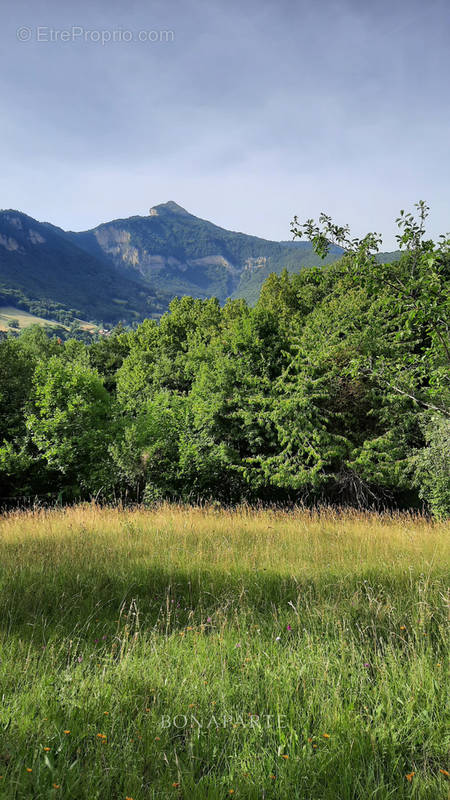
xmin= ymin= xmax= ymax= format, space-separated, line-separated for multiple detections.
xmin=0 ymin=203 xmax=448 ymax=516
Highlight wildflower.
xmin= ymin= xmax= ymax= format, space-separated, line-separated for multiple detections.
xmin=287 ymin=625 xmax=292 ymax=631
xmin=313 ymin=744 xmax=317 ymax=748
xmin=186 ymin=626 xmax=193 ymax=631
xmin=26 ymin=767 xmax=32 ymax=772
xmin=97 ymin=733 xmax=107 ymax=739
xmin=63 ymin=730 xmax=70 ymax=734
xmin=307 ymin=737 xmax=313 ymax=742
xmin=281 ymin=754 xmax=289 ymax=759
xmin=323 ymin=733 xmax=330 ymax=738
xmin=270 ymin=774 xmax=276 ymax=779
xmin=400 ymin=625 xmax=406 ymax=630
xmin=102 ymin=635 xmax=107 ymax=640
xmin=52 ymin=785 xmax=60 ymax=789
xmin=172 ymin=782 xmax=180 ymax=787
xmin=104 ymin=711 xmax=109 ymax=715
xmin=439 ymin=769 xmax=449 ymax=777
xmin=275 ymin=636 xmax=281 ymax=641
xmin=207 ymin=617 xmax=212 ymax=623
xmin=146 ymin=708 xmax=151 ymax=712
xmin=155 ymin=736 xmax=160 ymax=741
xmin=228 ymin=791 xmax=234 ymax=795
xmin=44 ymin=747 xmax=51 ymax=751
xmin=405 ymin=772 xmax=415 ymax=782
xmin=235 ymin=643 xmax=241 ymax=648
xmin=77 ymin=656 xmax=83 ymax=663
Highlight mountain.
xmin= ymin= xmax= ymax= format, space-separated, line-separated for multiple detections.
xmin=0 ymin=210 xmax=170 ymax=326
xmin=65 ymin=201 xmax=345 ymax=306
xmin=0 ymin=202 xmax=399 ymax=327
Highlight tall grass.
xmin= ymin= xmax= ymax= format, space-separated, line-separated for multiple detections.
xmin=0 ymin=505 xmax=448 ymax=799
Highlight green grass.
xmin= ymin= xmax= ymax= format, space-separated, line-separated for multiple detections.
xmin=0 ymin=306 xmax=98 ymax=332
xmin=0 ymin=505 xmax=448 ymax=799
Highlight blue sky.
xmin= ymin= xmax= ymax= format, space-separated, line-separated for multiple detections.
xmin=1 ymin=0 xmax=449 ymax=247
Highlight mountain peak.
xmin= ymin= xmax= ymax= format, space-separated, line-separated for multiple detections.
xmin=149 ymin=201 xmax=190 ymax=217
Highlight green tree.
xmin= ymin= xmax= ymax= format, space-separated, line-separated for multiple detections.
xmin=26 ymin=356 xmax=113 ymax=497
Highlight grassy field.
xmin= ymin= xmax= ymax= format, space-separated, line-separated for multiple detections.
xmin=0 ymin=306 xmax=98 ymax=333
xmin=0 ymin=505 xmax=448 ymax=799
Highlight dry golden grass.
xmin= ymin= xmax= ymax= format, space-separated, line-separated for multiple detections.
xmin=1 ymin=503 xmax=448 ymax=577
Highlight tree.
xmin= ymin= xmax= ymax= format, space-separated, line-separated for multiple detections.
xmin=26 ymin=355 xmax=114 ymax=497
xmin=291 ymin=201 xmax=450 ymax=417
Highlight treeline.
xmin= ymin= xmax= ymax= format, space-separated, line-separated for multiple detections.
xmin=0 ymin=206 xmax=448 ymax=516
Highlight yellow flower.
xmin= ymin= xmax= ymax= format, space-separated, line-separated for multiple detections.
xmin=52 ymin=784 xmax=60 ymax=789
xmin=44 ymin=747 xmax=51 ymax=752
xmin=405 ymin=772 xmax=415 ymax=782
xmin=281 ymin=754 xmax=289 ymax=759
xmin=63 ymin=730 xmax=70 ymax=734
xmin=26 ymin=767 xmax=32 ymax=772
xmin=323 ymin=733 xmax=330 ymax=738
xmin=104 ymin=711 xmax=109 ymax=715
xmin=400 ymin=625 xmax=406 ymax=630
xmin=97 ymin=733 xmax=107 ymax=739
xmin=440 ymin=769 xmax=449 ymax=777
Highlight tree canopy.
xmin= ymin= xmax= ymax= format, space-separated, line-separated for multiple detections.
xmin=1 ymin=204 xmax=448 ymax=516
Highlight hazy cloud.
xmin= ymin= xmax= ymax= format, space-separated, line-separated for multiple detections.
xmin=1 ymin=0 xmax=449 ymax=246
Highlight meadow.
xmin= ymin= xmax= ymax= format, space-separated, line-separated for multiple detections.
xmin=0 ymin=505 xmax=448 ymax=799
